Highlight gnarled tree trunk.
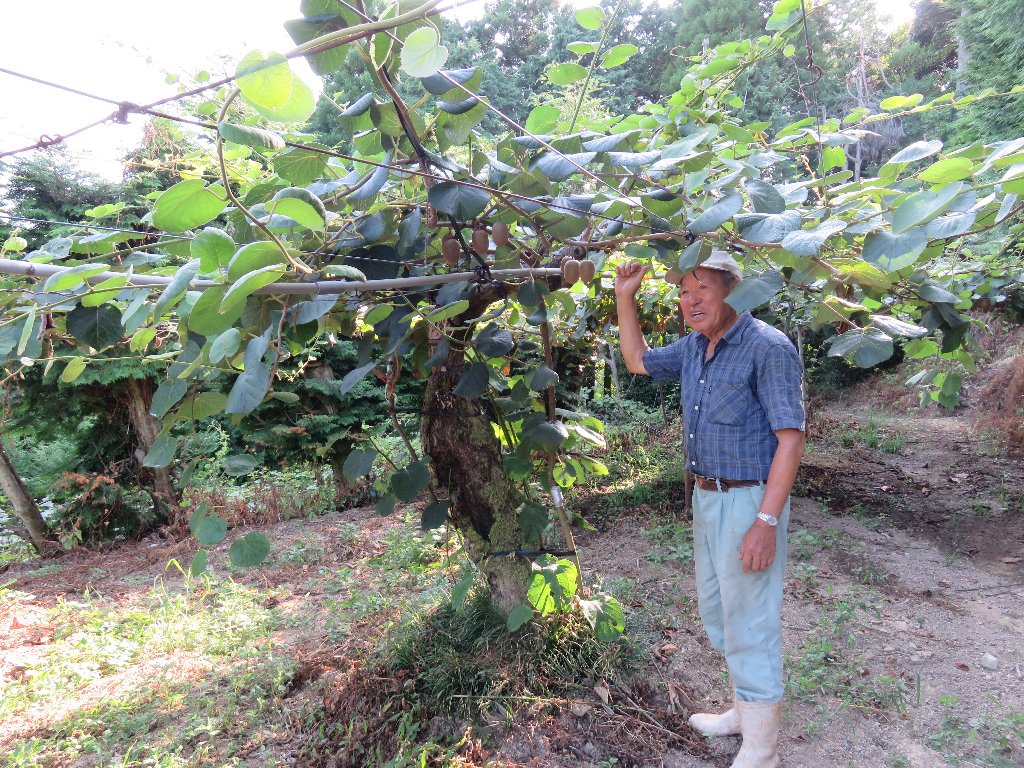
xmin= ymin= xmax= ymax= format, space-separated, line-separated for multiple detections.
xmin=0 ymin=439 xmax=56 ymax=554
xmin=122 ymin=378 xmax=178 ymax=518
xmin=420 ymin=311 xmax=531 ymax=617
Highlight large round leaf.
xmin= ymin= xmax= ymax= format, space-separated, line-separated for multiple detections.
xmin=391 ymin=460 xmax=431 ymax=502
xmin=687 ymin=193 xmax=743 ymax=233
xmin=548 ymin=62 xmax=588 ymax=85
xmin=428 ymin=181 xmax=490 ymax=220
xmin=153 ymin=180 xmax=228 ymax=233
xmin=400 ymin=26 xmax=449 ymax=78
xmin=342 ymin=448 xmax=377 ymax=483
xmin=66 ymin=303 xmax=123 ymax=350
xmin=861 ymin=228 xmax=928 ymax=272
xmin=236 ymin=50 xmax=293 ymax=110
xmin=230 ymin=532 xmax=271 ymax=567
xmin=187 ymin=287 xmax=247 ymax=337
xmin=575 ymin=6 xmax=605 ymax=29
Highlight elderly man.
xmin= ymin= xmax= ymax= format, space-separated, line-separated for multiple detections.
xmin=614 ymin=250 xmax=805 ymax=768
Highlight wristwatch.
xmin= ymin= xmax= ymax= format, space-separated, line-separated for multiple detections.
xmin=756 ymin=511 xmax=779 ymax=527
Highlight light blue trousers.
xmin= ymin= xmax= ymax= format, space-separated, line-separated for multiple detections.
xmin=692 ymin=484 xmax=789 ymax=703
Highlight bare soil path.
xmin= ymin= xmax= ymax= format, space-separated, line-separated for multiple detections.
xmin=1 ymin=408 xmax=1022 ymax=767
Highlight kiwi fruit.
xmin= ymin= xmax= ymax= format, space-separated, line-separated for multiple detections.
xmin=492 ymin=221 xmax=510 ymax=247
xmin=442 ymin=237 xmax=460 ymax=266
xmin=471 ymin=228 xmax=489 ymax=254
xmin=579 ymin=259 xmax=596 ymax=284
xmin=562 ymin=258 xmax=580 ymax=285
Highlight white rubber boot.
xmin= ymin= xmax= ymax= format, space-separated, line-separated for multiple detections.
xmin=688 ymin=704 xmax=740 ymax=736
xmin=731 ymin=700 xmax=782 ymax=768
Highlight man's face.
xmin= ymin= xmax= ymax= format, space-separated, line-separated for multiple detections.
xmin=678 ymin=268 xmax=738 ymax=339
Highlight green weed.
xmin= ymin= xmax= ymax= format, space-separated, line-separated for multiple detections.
xmin=642 ymin=521 xmax=694 ymax=565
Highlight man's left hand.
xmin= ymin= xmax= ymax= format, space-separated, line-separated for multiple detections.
xmin=739 ymin=520 xmax=777 ymax=573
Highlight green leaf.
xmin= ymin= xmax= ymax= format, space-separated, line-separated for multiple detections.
xmin=228 ymin=242 xmax=287 ymax=281
xmin=173 ymin=392 xmax=228 ymax=422
xmin=66 ymin=304 xmax=123 ymax=350
xmin=392 ymin=460 xmax=431 ymax=502
xmin=264 ymin=196 xmax=323 ymax=230
xmin=518 ymin=503 xmax=548 ymax=543
xmin=527 ymin=364 xmax=559 ymax=391
xmin=220 ymin=265 xmax=287 ymax=313
xmin=891 ymin=182 xmax=964 ymax=233
xmin=217 ymin=122 xmax=285 ymax=151
xmin=601 ymin=44 xmax=637 ymax=69
xmin=575 ymin=6 xmax=605 ymax=30
xmin=474 ymin=324 xmax=514 ymax=357
xmin=151 ymin=379 xmax=188 ymax=419
xmin=223 ymin=454 xmax=259 ymax=476
xmin=869 ymin=315 xmax=928 ymax=339
xmin=274 ymin=148 xmax=329 ymax=185
xmin=451 ymin=570 xmax=475 ymax=608
xmin=524 ymin=419 xmax=568 ymax=450
xmin=400 ymin=26 xmax=449 ymax=78
xmin=187 ymin=287 xmax=247 ymax=337
xmin=506 ymin=603 xmax=534 ymax=631
xmin=42 ymin=263 xmax=110 ymax=292
xmin=192 ymin=228 xmax=235 ymax=273
xmin=742 ymin=210 xmax=802 ymax=244
xmin=153 ymin=180 xmax=227 ymax=233
xmin=230 ymin=532 xmax=270 ymax=567
xmin=81 ymin=275 xmax=128 ymax=307
xmin=153 ymin=259 xmax=200 ymax=319
xmin=226 ymin=360 xmax=271 ymax=415
xmin=421 ymin=500 xmax=449 ymax=530
xmin=918 ymin=157 xmax=973 ymax=184
xmin=236 ymin=50 xmax=292 ymax=110
xmin=861 ymin=229 xmax=927 ymax=272
xmin=428 ymin=181 xmax=490 ymax=220
xmin=580 ymin=594 xmax=625 ymax=642
xmin=190 ymin=550 xmax=208 ymax=577
xmin=532 ymin=151 xmax=596 ymax=182
xmin=340 ymin=362 xmax=376 ymax=395
xmin=886 ymin=140 xmax=943 ymax=166
xmin=781 ymin=219 xmax=847 ymax=257
xmin=209 ymin=328 xmax=242 ymax=364
xmin=426 ymin=300 xmax=470 ymax=323
xmin=687 ymin=193 xmax=742 ymax=233
xmin=828 ymin=328 xmax=894 ymax=368
xmin=567 ymin=41 xmax=599 ymax=55
xmin=195 ymin=514 xmax=228 ymax=547
xmin=548 ymin=62 xmax=588 ymax=85
xmin=524 ymin=105 xmax=560 ymax=134
xmin=453 ymin=362 xmax=490 ymax=398
xmin=527 ymin=558 xmax=578 ymax=615
xmin=746 ymin=179 xmax=786 ymax=214
xmin=377 ymin=493 xmax=397 ymax=517
xmin=343 ymin=448 xmax=377 ymax=483
xmin=725 ymin=271 xmax=783 ymax=313
xmin=143 ymin=436 xmax=178 ymax=468
xmin=60 ymin=357 xmax=87 ymax=383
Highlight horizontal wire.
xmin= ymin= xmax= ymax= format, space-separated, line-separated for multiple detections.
xmin=0 ymin=0 xmax=477 ymax=161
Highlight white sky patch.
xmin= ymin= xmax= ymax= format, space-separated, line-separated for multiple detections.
xmin=1 ymin=0 xmax=916 ymax=180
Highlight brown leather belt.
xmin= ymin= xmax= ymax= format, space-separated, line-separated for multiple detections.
xmin=693 ymin=475 xmax=761 ymax=492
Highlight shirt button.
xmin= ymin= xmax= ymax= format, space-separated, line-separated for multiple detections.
xmin=691 ymin=460 xmax=696 ymax=465
xmin=694 ymin=405 xmax=699 ymax=411
xmin=700 ymin=379 xmax=705 ymax=384
xmin=689 ymin=434 xmax=694 ymax=438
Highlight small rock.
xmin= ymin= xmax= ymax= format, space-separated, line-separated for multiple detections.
xmin=582 ymin=742 xmax=597 ymax=757
xmin=968 ymin=717 xmax=983 ymax=729
xmin=981 ymin=653 xmax=999 ymax=670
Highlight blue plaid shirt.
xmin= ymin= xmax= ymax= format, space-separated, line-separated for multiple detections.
xmin=642 ymin=312 xmax=805 ymax=481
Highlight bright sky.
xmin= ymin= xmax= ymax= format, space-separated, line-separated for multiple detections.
xmin=0 ymin=0 xmax=915 ymax=181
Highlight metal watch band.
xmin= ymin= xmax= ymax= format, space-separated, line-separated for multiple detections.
xmin=756 ymin=511 xmax=779 ymax=527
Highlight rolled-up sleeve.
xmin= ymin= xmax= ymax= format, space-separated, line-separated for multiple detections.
xmin=642 ymin=340 xmax=685 ymax=383
xmin=756 ymin=342 xmax=805 ymax=432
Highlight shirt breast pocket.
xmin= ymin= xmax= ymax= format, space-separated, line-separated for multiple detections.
xmin=707 ymin=382 xmax=755 ymax=426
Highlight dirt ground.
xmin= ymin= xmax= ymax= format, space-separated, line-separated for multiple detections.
xmin=2 ymin=403 xmax=1022 ymax=767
